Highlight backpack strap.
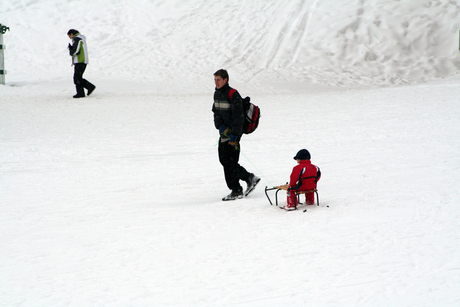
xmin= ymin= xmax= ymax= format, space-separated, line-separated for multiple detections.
xmin=228 ymin=89 xmax=236 ymax=100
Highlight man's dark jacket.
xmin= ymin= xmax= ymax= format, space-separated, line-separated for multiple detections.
xmin=212 ymin=83 xmax=245 ymax=137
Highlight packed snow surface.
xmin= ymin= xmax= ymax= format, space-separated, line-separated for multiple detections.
xmin=1 ymin=0 xmax=460 ymax=306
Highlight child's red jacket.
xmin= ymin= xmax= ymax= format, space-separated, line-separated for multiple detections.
xmin=289 ymin=160 xmax=321 ymax=191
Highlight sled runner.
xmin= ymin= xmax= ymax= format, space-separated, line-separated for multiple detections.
xmin=264 ymin=177 xmax=319 ymax=209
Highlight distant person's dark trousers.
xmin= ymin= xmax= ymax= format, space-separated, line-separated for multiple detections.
xmin=73 ymin=63 xmax=94 ymax=97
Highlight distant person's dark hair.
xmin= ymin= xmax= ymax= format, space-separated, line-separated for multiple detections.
xmin=67 ymin=29 xmax=79 ymax=36
xmin=214 ymin=69 xmax=229 ymax=81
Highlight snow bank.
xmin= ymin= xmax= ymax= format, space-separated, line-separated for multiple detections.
xmin=1 ymin=0 xmax=459 ymax=91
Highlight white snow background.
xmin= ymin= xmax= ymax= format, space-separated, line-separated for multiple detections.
xmin=1 ymin=0 xmax=460 ymax=306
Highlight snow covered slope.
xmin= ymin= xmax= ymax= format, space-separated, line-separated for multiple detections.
xmin=1 ymin=0 xmax=459 ymax=91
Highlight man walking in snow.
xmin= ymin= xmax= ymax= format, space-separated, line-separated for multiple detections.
xmin=67 ymin=29 xmax=96 ymax=98
xmin=212 ymin=69 xmax=260 ymax=201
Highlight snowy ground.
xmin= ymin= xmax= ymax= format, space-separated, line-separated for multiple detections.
xmin=1 ymin=0 xmax=460 ymax=306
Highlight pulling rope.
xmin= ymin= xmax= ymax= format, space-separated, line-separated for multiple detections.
xmin=214 ymin=137 xmax=275 ymax=188
xmin=239 ymin=149 xmax=276 ymax=188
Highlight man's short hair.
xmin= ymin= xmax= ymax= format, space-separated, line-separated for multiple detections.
xmin=214 ymin=69 xmax=229 ymax=81
xmin=67 ymin=29 xmax=79 ymax=36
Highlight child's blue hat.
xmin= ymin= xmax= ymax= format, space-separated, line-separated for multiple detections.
xmin=293 ymin=149 xmax=311 ymax=160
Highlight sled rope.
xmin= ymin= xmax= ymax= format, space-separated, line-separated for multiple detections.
xmin=239 ymin=150 xmax=275 ymax=188
xmin=214 ymin=137 xmax=275 ymax=187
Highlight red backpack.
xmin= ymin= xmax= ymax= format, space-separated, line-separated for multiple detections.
xmin=229 ymin=89 xmax=260 ymax=134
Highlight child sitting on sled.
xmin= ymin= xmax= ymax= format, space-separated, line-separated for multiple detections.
xmin=282 ymin=149 xmax=321 ymax=211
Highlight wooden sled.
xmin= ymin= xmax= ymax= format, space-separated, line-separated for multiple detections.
xmin=265 ymin=180 xmax=319 ymax=209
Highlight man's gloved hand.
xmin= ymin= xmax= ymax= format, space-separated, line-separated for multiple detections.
xmin=68 ymin=43 xmax=72 ymax=50
xmin=219 ymin=125 xmax=231 ymax=138
xmin=229 ymin=134 xmax=239 ymax=150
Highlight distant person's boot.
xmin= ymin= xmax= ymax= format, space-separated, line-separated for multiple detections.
xmin=87 ymin=83 xmax=96 ymax=96
xmin=73 ymin=85 xmax=85 ymax=98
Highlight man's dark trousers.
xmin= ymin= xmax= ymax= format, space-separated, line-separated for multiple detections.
xmin=218 ymin=138 xmax=251 ymax=192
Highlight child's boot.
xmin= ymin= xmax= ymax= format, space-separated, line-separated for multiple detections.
xmin=282 ymin=204 xmax=296 ymax=211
